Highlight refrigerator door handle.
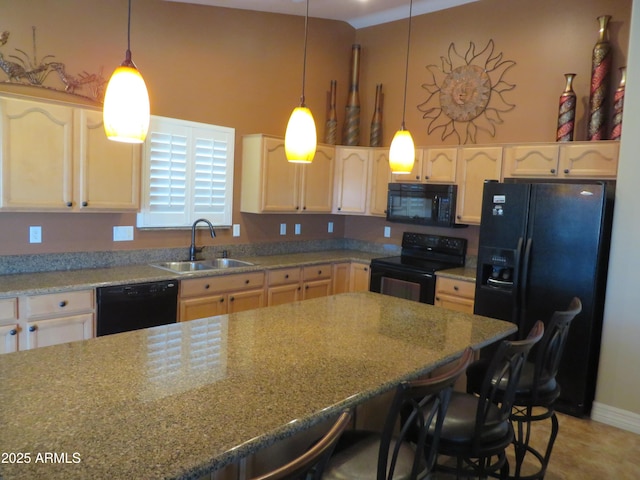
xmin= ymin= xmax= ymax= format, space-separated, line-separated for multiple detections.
xmin=518 ymin=237 xmax=533 ymax=335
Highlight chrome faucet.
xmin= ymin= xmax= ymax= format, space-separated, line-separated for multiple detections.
xmin=189 ymin=218 xmax=216 ymax=261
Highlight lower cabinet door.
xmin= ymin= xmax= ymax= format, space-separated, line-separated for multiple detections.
xmin=303 ymin=279 xmax=332 ymax=300
xmin=227 ymin=289 xmax=265 ymax=314
xmin=268 ymin=284 xmax=301 ymax=307
xmin=179 ymin=295 xmax=226 ymax=322
xmin=0 ymin=324 xmax=19 ymax=354
xmin=22 ymin=313 xmax=93 ymax=350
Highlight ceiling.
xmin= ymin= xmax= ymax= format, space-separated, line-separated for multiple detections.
xmin=164 ymin=0 xmax=479 ymax=29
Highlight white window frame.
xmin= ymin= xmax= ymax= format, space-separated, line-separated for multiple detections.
xmin=137 ymin=116 xmax=235 ymax=228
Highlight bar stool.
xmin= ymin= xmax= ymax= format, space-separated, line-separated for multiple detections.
xmin=432 ymin=321 xmax=544 ymax=479
xmin=250 ymin=410 xmax=352 ymax=480
xmin=321 ymin=347 xmax=474 ymax=480
xmin=466 ymin=297 xmax=582 ymax=479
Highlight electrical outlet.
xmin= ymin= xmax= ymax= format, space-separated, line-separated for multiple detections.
xmin=384 ymin=226 xmax=391 ymax=238
xmin=29 ymin=226 xmax=42 ymax=244
xmin=295 ymin=224 xmax=301 ymax=235
xmin=233 ymin=224 xmax=240 ymax=237
xmin=113 ymin=226 xmax=134 ymax=242
xmin=328 ymin=221 xmax=334 ymax=233
xmin=280 ymin=223 xmax=287 ymax=236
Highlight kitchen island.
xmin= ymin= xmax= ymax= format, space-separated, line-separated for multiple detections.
xmin=0 ymin=292 xmax=516 ymax=480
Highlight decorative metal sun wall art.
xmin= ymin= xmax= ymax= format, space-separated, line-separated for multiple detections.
xmin=0 ymin=28 xmax=106 ymax=102
xmin=418 ymin=40 xmax=516 ymax=144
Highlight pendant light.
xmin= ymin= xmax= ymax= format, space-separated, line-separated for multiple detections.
xmin=285 ymin=0 xmax=317 ymax=163
xmin=103 ymin=0 xmax=150 ymax=144
xmin=389 ymin=0 xmax=416 ymax=174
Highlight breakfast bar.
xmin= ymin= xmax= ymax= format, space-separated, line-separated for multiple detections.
xmin=0 ymin=292 xmax=516 ymax=480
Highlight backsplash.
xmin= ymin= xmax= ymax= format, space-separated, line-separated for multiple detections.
xmin=0 ymin=239 xmax=402 ymax=275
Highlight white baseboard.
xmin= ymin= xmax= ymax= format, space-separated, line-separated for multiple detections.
xmin=591 ymin=401 xmax=640 ymax=434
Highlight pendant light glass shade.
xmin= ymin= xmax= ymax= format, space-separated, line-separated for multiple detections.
xmin=389 ymin=128 xmax=415 ymax=173
xmin=390 ymin=0 xmax=415 ymax=174
xmin=285 ymin=0 xmax=316 ymax=163
xmin=103 ymin=63 xmax=150 ymax=143
xmin=285 ymin=106 xmax=317 ymax=163
xmin=103 ymin=0 xmax=150 ymax=144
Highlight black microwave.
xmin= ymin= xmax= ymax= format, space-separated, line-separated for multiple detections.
xmin=386 ymin=183 xmax=458 ymax=227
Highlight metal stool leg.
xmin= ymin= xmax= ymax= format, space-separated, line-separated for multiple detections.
xmin=508 ymin=405 xmax=557 ymax=480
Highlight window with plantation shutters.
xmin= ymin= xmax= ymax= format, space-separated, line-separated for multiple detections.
xmin=137 ymin=116 xmax=234 ymax=228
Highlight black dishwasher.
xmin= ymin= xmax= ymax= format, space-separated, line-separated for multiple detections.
xmin=96 ymin=280 xmax=178 ymax=336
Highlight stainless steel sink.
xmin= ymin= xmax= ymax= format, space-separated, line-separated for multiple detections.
xmin=150 ymin=258 xmax=254 ymax=274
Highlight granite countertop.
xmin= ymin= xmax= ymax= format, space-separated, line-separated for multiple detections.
xmin=0 ymin=292 xmax=516 ymax=480
xmin=436 ymin=266 xmax=477 ymax=282
xmin=0 ymin=250 xmax=377 ymax=297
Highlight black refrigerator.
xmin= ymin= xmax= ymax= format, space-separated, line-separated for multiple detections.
xmin=474 ymin=180 xmax=614 ymax=417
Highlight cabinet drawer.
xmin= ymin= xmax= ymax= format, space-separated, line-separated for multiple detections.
xmin=181 ymin=272 xmax=265 ymax=297
xmin=0 ymin=298 xmax=18 ymax=322
xmin=436 ymin=277 xmax=475 ymax=299
xmin=24 ymin=290 xmax=94 ymax=318
xmin=268 ymin=267 xmax=301 ymax=286
xmin=303 ymin=264 xmax=332 ymax=281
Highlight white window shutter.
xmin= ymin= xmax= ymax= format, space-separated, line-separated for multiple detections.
xmin=137 ymin=117 xmax=234 ymax=228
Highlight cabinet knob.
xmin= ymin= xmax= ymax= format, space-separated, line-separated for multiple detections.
xmin=337 ymin=207 xmax=342 ymax=211
xmin=305 ymin=285 xmax=309 ymax=290
xmin=564 ymin=169 xmax=570 ymax=174
xmin=219 ymin=298 xmax=224 ymax=303
xmin=9 ymin=329 xmax=17 ymax=336
xmin=296 ymin=206 xmax=300 ymax=210
xmin=364 ymin=267 xmax=368 ymax=272
xmin=59 ymin=300 xmax=67 ymax=307
xmin=28 ymin=325 xmax=37 ymax=332
xmin=285 ymin=274 xmax=289 ymax=279
xmin=318 ymin=270 xmax=322 ymax=275
xmin=66 ymin=201 xmax=73 ymax=207
xmin=457 ymin=215 xmax=462 ymax=219
xmin=416 ymin=175 xmax=420 ymax=180
xmin=454 ymin=286 xmax=459 ymax=291
xmin=550 ymin=168 xmax=556 ymax=174
xmin=205 ymin=284 xmax=210 ymax=289
xmin=82 ymin=201 xmax=88 ymax=207
xmin=230 ymin=296 xmax=235 ymax=302
xmin=303 ymin=206 xmax=306 ymax=210
xmin=245 ymin=279 xmax=250 ymax=284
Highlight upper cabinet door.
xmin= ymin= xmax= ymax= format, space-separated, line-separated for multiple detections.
xmin=300 ymin=144 xmax=334 ymax=213
xmin=558 ymin=141 xmax=619 ymax=178
xmin=367 ymin=148 xmax=391 ymax=216
xmin=334 ymin=146 xmax=369 ymax=214
xmin=75 ymin=109 xmax=141 ymax=211
xmin=0 ymin=97 xmax=73 ymax=210
xmin=423 ymin=147 xmax=457 ymax=183
xmin=503 ymin=144 xmax=560 ymax=178
xmin=456 ymin=146 xmax=503 ymax=225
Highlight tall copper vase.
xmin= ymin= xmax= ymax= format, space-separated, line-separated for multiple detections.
xmin=342 ymin=44 xmax=361 ymax=146
xmin=324 ymin=80 xmax=338 ymax=144
xmin=611 ymin=66 xmax=626 ymax=141
xmin=370 ymin=84 xmax=383 ymax=147
xmin=557 ymin=73 xmax=577 ymax=142
xmin=588 ymin=15 xmax=612 ymax=141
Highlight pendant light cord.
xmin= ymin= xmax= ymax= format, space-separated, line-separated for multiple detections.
xmin=400 ymin=0 xmax=413 ymax=129
xmin=124 ymin=0 xmax=133 ymax=65
xmin=300 ymin=0 xmax=309 ymax=107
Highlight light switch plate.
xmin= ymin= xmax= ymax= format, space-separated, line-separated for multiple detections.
xmin=295 ymin=224 xmax=301 ymax=235
xmin=384 ymin=226 xmax=391 ymax=238
xmin=233 ymin=224 xmax=240 ymax=237
xmin=280 ymin=223 xmax=287 ymax=236
xmin=29 ymin=226 xmax=42 ymax=244
xmin=113 ymin=226 xmax=134 ymax=242
xmin=328 ymin=221 xmax=334 ymax=233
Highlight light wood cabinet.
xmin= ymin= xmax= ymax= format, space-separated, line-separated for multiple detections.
xmin=302 ymin=264 xmax=332 ymax=300
xmin=349 ymin=263 xmax=371 ymax=292
xmin=332 ymin=263 xmax=351 ymax=294
xmin=240 ymin=134 xmax=334 ymax=213
xmin=0 ymin=95 xmax=140 ymax=211
xmin=0 ymin=298 xmax=19 ymax=354
xmin=179 ymin=272 xmax=265 ymax=321
xmin=18 ymin=290 xmax=94 ymax=351
xmin=333 ymin=146 xmax=370 ymax=214
xmin=503 ymin=141 xmax=619 ymax=179
xmin=391 ymin=147 xmax=457 ymax=184
xmin=435 ymin=276 xmax=475 ymax=314
xmin=367 ymin=148 xmax=391 ymax=216
xmin=456 ymin=146 xmax=503 ymax=225
xmin=267 ymin=267 xmax=302 ymax=306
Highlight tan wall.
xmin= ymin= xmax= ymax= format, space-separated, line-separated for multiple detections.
xmin=0 ymin=0 xmax=631 ymax=256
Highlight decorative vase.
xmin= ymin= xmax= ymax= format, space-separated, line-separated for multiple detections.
xmin=370 ymin=84 xmax=383 ymax=147
xmin=324 ymin=80 xmax=338 ymax=145
xmin=588 ymin=15 xmax=612 ymax=141
xmin=342 ymin=44 xmax=361 ymax=146
xmin=556 ymin=73 xmax=577 ymax=142
xmin=611 ymin=66 xmax=626 ymax=141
